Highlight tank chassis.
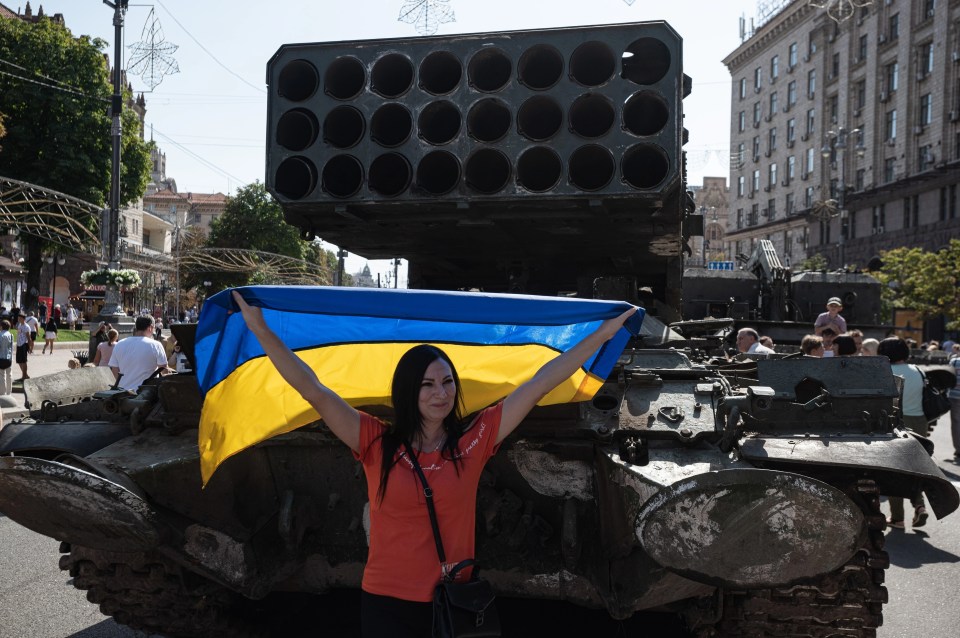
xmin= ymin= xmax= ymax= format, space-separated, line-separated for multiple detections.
xmin=0 ymin=330 xmax=954 ymax=636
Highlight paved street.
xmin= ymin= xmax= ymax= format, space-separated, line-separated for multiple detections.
xmin=0 ymin=374 xmax=958 ymax=636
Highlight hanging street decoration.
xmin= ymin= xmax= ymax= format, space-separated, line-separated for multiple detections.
xmin=808 ymin=0 xmax=873 ymax=24
xmin=399 ymin=0 xmax=456 ymax=35
xmin=127 ymin=8 xmax=180 ymax=90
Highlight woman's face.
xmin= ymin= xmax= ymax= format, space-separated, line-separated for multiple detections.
xmin=418 ymin=358 xmax=456 ymax=425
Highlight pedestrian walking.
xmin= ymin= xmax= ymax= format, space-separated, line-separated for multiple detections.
xmin=15 ymin=314 xmax=30 ymax=381
xmin=41 ymin=317 xmax=57 ymax=354
xmin=24 ymin=311 xmax=39 ymax=354
xmin=0 ymin=320 xmax=13 ymax=395
xmin=949 ymin=349 xmax=960 ymax=463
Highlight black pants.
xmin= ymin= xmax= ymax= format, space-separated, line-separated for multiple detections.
xmin=361 ymin=591 xmax=432 ymax=638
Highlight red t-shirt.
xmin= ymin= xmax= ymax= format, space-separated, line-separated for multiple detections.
xmin=354 ymin=402 xmax=503 ymax=602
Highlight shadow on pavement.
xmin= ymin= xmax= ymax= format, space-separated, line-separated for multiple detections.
xmin=67 ymin=618 xmax=157 ymax=637
xmin=885 ymin=529 xmax=960 ymax=569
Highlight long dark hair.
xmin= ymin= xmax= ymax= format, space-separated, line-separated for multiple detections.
xmin=377 ymin=345 xmax=466 ymax=503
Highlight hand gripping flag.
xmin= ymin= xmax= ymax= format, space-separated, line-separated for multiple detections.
xmin=194 ymin=286 xmax=644 ymax=484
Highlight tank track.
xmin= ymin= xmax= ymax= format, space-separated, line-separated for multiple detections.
xmin=58 ymin=543 xmax=266 ymax=638
xmin=693 ymin=479 xmax=889 ymax=638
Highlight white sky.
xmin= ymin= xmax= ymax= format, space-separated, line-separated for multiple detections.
xmin=32 ymin=0 xmax=763 ymax=281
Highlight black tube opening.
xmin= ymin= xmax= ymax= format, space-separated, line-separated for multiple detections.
xmin=518 ymin=44 xmax=563 ymax=90
xmin=276 ymin=108 xmax=319 ymax=152
xmin=416 ymin=151 xmax=461 ymax=195
xmin=369 ymin=153 xmax=412 ymax=197
xmin=569 ymin=42 xmax=615 ymax=87
xmin=465 ymin=148 xmax=511 ymax=194
xmin=518 ymin=96 xmax=563 ymax=141
xmin=569 ymin=145 xmax=614 ymax=191
xmin=468 ymin=48 xmax=512 ymax=92
xmin=623 ymin=91 xmax=670 ymax=137
xmin=622 ymin=144 xmax=670 ymax=189
xmin=622 ymin=38 xmax=672 ymax=85
xmin=371 ymin=103 xmax=413 ymax=148
xmin=278 ymin=59 xmax=319 ymax=102
xmin=418 ymin=101 xmax=462 ymax=145
xmin=371 ymin=53 xmax=415 ymax=98
xmin=275 ymin=156 xmax=318 ymax=200
xmin=323 ymin=57 xmax=365 ymax=100
xmin=467 ymin=98 xmax=511 ymax=143
xmin=420 ymin=51 xmax=462 ymax=95
xmin=569 ymin=94 xmax=615 ymax=138
xmin=321 ymin=155 xmax=364 ymax=198
xmin=322 ymin=106 xmax=365 ymax=149
xmin=517 ymin=146 xmax=562 ymax=193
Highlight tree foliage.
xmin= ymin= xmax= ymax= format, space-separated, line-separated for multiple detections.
xmin=874 ymin=239 xmax=960 ymax=329
xmin=798 ymin=254 xmax=829 ymax=272
xmin=0 ymin=16 xmax=152 ymax=309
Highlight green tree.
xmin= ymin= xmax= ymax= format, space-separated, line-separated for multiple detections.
xmin=0 ymin=16 xmax=151 ymax=309
xmin=798 ymin=254 xmax=829 ymax=271
xmin=304 ymin=240 xmax=351 ymax=286
xmin=874 ymin=240 xmax=960 ymax=329
xmin=205 ymin=182 xmax=308 ymax=288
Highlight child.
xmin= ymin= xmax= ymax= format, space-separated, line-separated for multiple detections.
xmin=67 ymin=358 xmax=81 ymax=370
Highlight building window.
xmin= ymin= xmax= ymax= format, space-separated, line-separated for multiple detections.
xmin=752 ymin=170 xmax=761 ymax=193
xmin=769 ymin=91 xmax=778 ymax=117
xmin=739 ymin=77 xmax=747 ymax=99
xmin=903 ymin=196 xmax=911 ymax=228
xmin=884 ymin=157 xmax=896 ymax=182
xmin=828 ymin=95 xmax=839 ymax=123
xmin=738 ymin=111 xmax=746 ymax=132
xmin=872 ymin=204 xmax=886 ymax=232
xmin=821 ymin=220 xmax=832 ymax=244
xmin=923 ymin=0 xmax=935 ymax=20
xmin=805 ymin=108 xmax=815 ymax=136
xmin=789 ymin=42 xmax=798 ymax=67
xmin=919 ymin=144 xmax=934 ymax=171
xmin=754 ymin=67 xmax=762 ymax=90
xmin=950 ymin=184 xmax=957 ymax=219
xmin=769 ymin=127 xmax=777 ymax=152
xmin=889 ymin=13 xmax=899 ymax=40
xmin=787 ymin=117 xmax=796 ymax=144
xmin=805 ymin=147 xmax=815 ymax=174
xmin=920 ymin=42 xmax=934 ymax=77
xmin=830 ymin=53 xmax=840 ymax=79
xmin=805 ymin=186 xmax=814 ymax=207
xmin=855 ymin=80 xmax=867 ymax=110
xmin=848 ymin=210 xmax=857 ymax=239
xmin=885 ymin=61 xmax=898 ymax=92
xmin=754 ymin=102 xmax=762 ymax=125
xmin=737 ymin=208 xmax=744 ymax=228
xmin=856 ymin=168 xmax=865 ymax=191
xmin=786 ymin=192 xmax=795 ymax=215
xmin=767 ymin=198 xmax=777 ymax=219
xmin=736 ymin=142 xmax=745 ymax=167
xmin=885 ymin=109 xmax=897 ymax=141
xmin=769 ymin=163 xmax=778 ymax=187
xmin=787 ymin=80 xmax=797 ymax=106
xmin=858 ymin=34 xmax=868 ymax=62
xmin=919 ymin=94 xmax=933 ymax=126
xmin=738 ymin=176 xmax=745 ymax=197
xmin=807 ymin=69 xmax=816 ymax=97
xmin=771 ymin=55 xmax=780 ymax=80
xmin=787 ymin=155 xmax=796 ymax=180
xmin=753 ymin=136 xmax=761 ymax=161
xmin=911 ymin=194 xmax=919 ymax=226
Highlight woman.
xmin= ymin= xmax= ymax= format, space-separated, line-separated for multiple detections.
xmin=878 ymin=336 xmax=929 ymax=529
xmin=94 ymin=322 xmax=112 ymax=345
xmin=41 ymin=317 xmax=57 ymax=354
xmin=93 ymin=329 xmax=119 ymax=367
xmin=231 ymin=291 xmax=635 ymax=637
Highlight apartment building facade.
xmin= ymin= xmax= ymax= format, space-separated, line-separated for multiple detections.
xmin=723 ymin=0 xmax=960 ymax=269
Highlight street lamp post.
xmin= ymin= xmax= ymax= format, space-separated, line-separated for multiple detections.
xmin=45 ymin=253 xmax=65 ymax=315
xmin=821 ymin=126 xmax=865 ymax=269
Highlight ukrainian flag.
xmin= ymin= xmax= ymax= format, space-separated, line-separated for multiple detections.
xmin=195 ymin=286 xmax=643 ymax=484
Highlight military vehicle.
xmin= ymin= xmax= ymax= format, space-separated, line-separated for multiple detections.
xmin=1 ymin=21 xmax=958 ymax=638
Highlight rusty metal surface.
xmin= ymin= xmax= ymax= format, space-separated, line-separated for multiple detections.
xmin=22 ymin=366 xmax=116 ymax=410
xmin=0 ymin=456 xmax=163 ymax=551
xmin=740 ymin=433 xmax=960 ymax=519
xmin=0 ymin=420 xmax=131 ymax=457
xmin=636 ymin=469 xmax=863 ymax=588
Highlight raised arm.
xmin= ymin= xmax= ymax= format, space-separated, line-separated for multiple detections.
xmin=498 ymin=307 xmax=637 ymax=444
xmin=231 ymin=290 xmax=361 ymax=452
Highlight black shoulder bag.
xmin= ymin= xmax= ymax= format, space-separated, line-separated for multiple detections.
xmin=402 ymin=442 xmax=500 ymax=638
xmin=919 ymin=368 xmax=951 ymax=422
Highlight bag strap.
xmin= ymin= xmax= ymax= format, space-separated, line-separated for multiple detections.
xmin=402 ymin=441 xmax=446 ymax=565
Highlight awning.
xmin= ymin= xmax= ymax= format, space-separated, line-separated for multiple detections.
xmin=72 ymin=290 xmax=106 ymax=300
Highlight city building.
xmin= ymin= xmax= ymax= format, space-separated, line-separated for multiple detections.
xmin=687 ymin=176 xmax=731 ymax=267
xmin=723 ymin=0 xmax=960 ymax=270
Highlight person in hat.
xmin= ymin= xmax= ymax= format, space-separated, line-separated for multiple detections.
xmin=814 ymin=297 xmax=847 ymax=337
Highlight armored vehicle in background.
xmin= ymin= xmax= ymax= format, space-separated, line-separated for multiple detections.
xmin=0 ymin=22 xmax=957 ymax=638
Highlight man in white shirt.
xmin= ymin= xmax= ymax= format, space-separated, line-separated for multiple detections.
xmin=23 ymin=311 xmax=40 ymax=353
xmin=110 ymin=315 xmax=169 ymax=391
xmin=736 ymin=327 xmax=775 ymax=355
